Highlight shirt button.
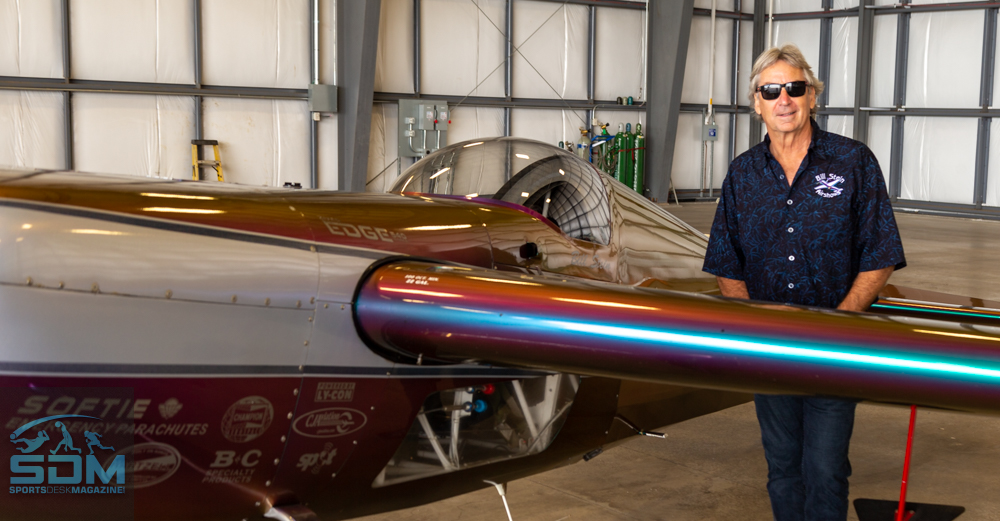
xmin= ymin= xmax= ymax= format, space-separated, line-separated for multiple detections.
xmin=779 ymin=175 xmax=785 ymax=179
xmin=788 ymin=283 xmax=795 ymax=289
xmin=787 ymin=227 xmax=794 ymax=233
xmin=788 ymin=255 xmax=795 ymax=261
xmin=786 ymin=199 xmax=793 ymax=205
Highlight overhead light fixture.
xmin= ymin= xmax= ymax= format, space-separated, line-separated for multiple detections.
xmin=429 ymin=167 xmax=450 ymax=179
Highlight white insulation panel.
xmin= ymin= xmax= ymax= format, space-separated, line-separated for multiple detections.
xmin=201 ymin=0 xmax=310 ymax=88
xmin=825 ymin=115 xmax=854 ymax=141
xmin=0 ymin=91 xmax=65 ymax=169
xmin=70 ymin=0 xmax=193 ymax=83
xmin=202 ymin=97 xmax=311 ymax=187
xmin=828 ymin=17 xmax=857 ymax=108
xmin=511 ymin=108 xmax=587 ymax=149
xmin=771 ymin=20 xmax=821 ymax=72
xmin=900 ymin=117 xmax=977 ymax=204
xmin=870 ymin=14 xmax=896 ymax=107
xmin=73 ymin=94 xmax=194 ymax=179
xmin=512 ymin=1 xmax=588 ymax=100
xmin=0 ymin=0 xmax=63 ymax=78
xmin=367 ymin=103 xmax=400 ymax=193
xmin=683 ymin=17 xmax=735 ymax=106
xmin=867 ymin=116 xmax=893 ymax=188
xmin=594 ymin=7 xmax=646 ymax=102
xmin=906 ymin=11 xmax=983 ymax=109
xmin=375 ymin=0 xmax=414 ymax=94
xmin=421 ymin=0 xmax=506 ymax=97
xmin=671 ymin=112 xmax=730 ymax=192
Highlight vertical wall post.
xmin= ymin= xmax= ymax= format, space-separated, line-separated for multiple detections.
xmin=853 ymin=0 xmax=874 ymax=144
xmin=309 ymin=0 xmax=319 ymax=188
xmin=413 ymin=0 xmax=421 ymax=97
xmin=975 ymin=8 xmax=998 ymax=209
xmin=61 ymin=0 xmax=73 ymax=170
xmin=337 ymin=0 xmax=382 ymax=192
xmin=646 ymin=0 xmax=694 ymax=202
xmin=194 ymin=0 xmax=204 ymax=176
xmin=817 ymin=0 xmax=833 ymax=130
xmin=504 ymin=0 xmax=513 ymax=141
xmin=729 ymin=0 xmax=741 ymax=164
xmin=888 ymin=4 xmax=911 ymax=201
xmin=749 ymin=0 xmax=767 ymax=147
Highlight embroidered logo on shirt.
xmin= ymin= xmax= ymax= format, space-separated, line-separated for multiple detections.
xmin=814 ymin=173 xmax=845 ymax=198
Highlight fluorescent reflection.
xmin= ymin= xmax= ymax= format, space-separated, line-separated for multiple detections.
xmin=21 ymin=224 xmax=31 ymax=230
xmin=914 ymin=330 xmax=1000 ymax=343
xmin=464 ymin=142 xmax=484 ymax=148
xmin=521 ymin=192 xmax=530 ymax=198
xmin=550 ymin=320 xmax=1000 ymax=380
xmin=382 ymin=287 xmax=462 ymax=298
xmin=515 ymin=154 xmax=530 ymax=160
xmin=404 ymin=224 xmax=473 ymax=231
xmin=466 ymin=277 xmax=542 ymax=287
xmin=141 ymin=192 xmax=216 ymax=201
xmin=466 ymin=193 xmax=479 ymax=198
xmin=430 ymin=167 xmax=451 ymax=179
xmin=71 ymin=229 xmax=128 ymax=236
xmin=551 ymin=298 xmax=658 ymax=311
xmin=400 ymin=176 xmax=415 ymax=192
xmin=442 ymin=306 xmax=493 ymax=315
xmin=142 ymin=207 xmax=225 ymax=214
xmin=559 ymin=169 xmax=565 ymax=175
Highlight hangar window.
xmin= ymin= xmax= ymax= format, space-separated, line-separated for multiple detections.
xmin=388 ymin=138 xmax=612 ymax=245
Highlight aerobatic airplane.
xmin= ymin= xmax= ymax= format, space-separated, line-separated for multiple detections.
xmin=2 ymin=137 xmax=999 ymax=521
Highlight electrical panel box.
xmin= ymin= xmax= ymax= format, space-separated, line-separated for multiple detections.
xmin=702 ymin=122 xmax=718 ymax=142
xmin=308 ymin=84 xmax=338 ymax=113
xmin=398 ymin=99 xmax=449 ymax=158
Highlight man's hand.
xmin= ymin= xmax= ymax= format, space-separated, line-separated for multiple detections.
xmin=717 ymin=276 xmax=750 ymax=299
xmin=837 ymin=266 xmax=895 ymax=312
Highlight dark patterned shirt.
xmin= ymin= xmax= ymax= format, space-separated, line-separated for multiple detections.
xmin=703 ymin=120 xmax=906 ymax=309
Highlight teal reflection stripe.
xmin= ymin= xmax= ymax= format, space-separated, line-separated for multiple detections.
xmin=871 ymin=303 xmax=999 ymax=321
xmin=545 ymin=319 xmax=1000 ymax=380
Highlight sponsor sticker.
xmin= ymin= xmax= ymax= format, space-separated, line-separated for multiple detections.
xmin=126 ymin=443 xmax=181 ymax=489
xmin=292 ymin=408 xmax=367 ymax=439
xmin=158 ymin=399 xmax=182 ymax=420
xmin=220 ymin=396 xmax=273 ymax=443
xmin=315 ymin=382 xmax=355 ymax=403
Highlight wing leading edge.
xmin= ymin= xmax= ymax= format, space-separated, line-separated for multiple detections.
xmin=355 ymin=260 xmax=1000 ymax=415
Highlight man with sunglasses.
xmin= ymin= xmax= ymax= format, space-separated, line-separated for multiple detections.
xmin=703 ymin=44 xmax=906 ymax=521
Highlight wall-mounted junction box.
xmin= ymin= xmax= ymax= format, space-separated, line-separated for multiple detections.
xmin=398 ymin=99 xmax=449 ymax=158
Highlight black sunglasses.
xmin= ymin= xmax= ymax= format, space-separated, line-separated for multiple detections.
xmin=756 ymin=81 xmax=809 ymax=100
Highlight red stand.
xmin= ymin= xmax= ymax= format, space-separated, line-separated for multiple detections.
xmin=854 ymin=405 xmax=965 ymax=521
xmin=895 ymin=405 xmax=918 ymax=521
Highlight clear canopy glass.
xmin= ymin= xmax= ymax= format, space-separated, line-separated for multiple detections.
xmin=389 ymin=137 xmax=611 ymax=244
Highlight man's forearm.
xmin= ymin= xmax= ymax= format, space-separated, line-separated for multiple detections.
xmin=837 ymin=266 xmax=895 ymax=312
xmin=717 ymin=276 xmax=750 ymax=299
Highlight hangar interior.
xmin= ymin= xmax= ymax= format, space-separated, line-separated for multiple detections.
xmin=3 ymin=1 xmax=1000 ymax=521
xmin=4 ymin=0 xmax=1000 ymax=217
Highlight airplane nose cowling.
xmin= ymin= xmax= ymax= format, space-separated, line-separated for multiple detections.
xmin=355 ymin=259 xmax=1000 ymax=415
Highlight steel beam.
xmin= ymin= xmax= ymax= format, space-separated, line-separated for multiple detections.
xmin=871 ymin=2 xmax=1000 ymax=15
xmin=61 ymin=0 xmax=72 ymax=170
xmin=975 ymin=8 xmax=998 ymax=208
xmin=588 ymin=6 xmax=596 ymax=103
xmin=0 ymin=77 xmax=308 ymax=99
xmin=729 ymin=0 xmax=742 ymax=164
xmin=646 ymin=0 xmax=694 ymax=201
xmin=817 ymin=0 xmax=833 ymax=130
xmin=694 ymin=8 xmax=753 ymax=21
xmin=309 ymin=0 xmax=319 ymax=189
xmin=413 ymin=0 xmax=421 ymax=96
xmin=854 ymin=0 xmax=875 ymax=143
xmin=532 ymin=0 xmax=645 ymax=10
xmin=505 ymin=0 xmax=513 ymax=102
xmin=194 ymin=0 xmax=203 ymax=142
xmin=888 ymin=5 xmax=911 ymax=200
xmin=749 ymin=0 xmax=767 ymax=146
xmin=337 ymin=0 xmax=381 ymax=192
xmin=375 ymin=92 xmax=650 ymax=111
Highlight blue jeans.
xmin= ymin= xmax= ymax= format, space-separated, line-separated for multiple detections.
xmin=754 ymin=394 xmax=857 ymax=521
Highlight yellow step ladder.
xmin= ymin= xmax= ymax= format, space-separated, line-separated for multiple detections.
xmin=191 ymin=139 xmax=224 ymax=181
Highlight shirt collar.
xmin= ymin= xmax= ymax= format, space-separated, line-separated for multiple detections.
xmin=761 ymin=118 xmax=823 ymax=160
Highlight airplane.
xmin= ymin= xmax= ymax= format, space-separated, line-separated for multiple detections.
xmin=2 ymin=136 xmax=1000 ymax=521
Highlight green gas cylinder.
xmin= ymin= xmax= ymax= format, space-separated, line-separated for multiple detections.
xmin=621 ymin=123 xmax=635 ymax=189
xmin=633 ymin=123 xmax=645 ymax=194
xmin=614 ymin=124 xmax=626 ymax=183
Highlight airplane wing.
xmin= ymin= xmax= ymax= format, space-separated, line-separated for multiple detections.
xmin=355 ymin=259 xmax=1000 ymax=415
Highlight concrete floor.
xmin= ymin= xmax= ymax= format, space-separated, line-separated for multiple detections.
xmin=358 ymin=203 xmax=1000 ymax=521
